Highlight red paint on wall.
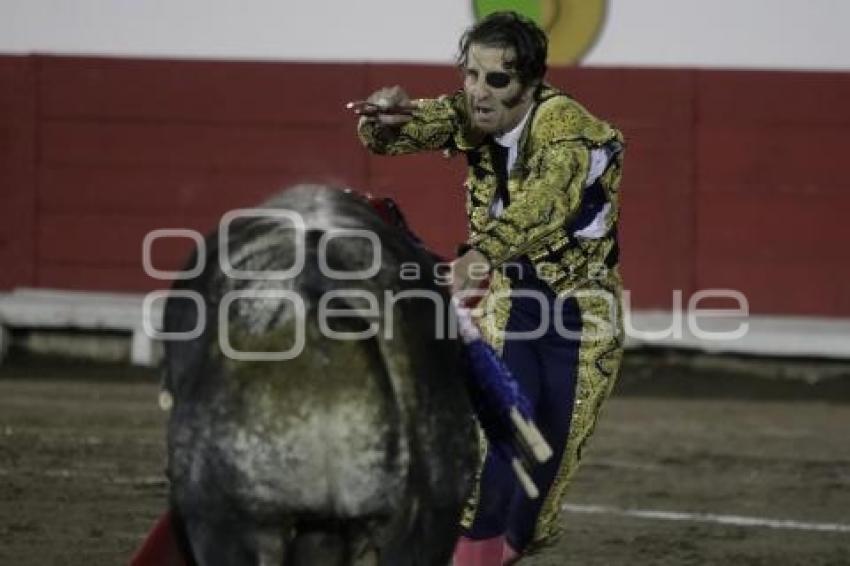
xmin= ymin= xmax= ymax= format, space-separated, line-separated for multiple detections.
xmin=1 ymin=55 xmax=849 ymax=316
xmin=694 ymin=70 xmax=850 ymax=317
xmin=0 ymin=57 xmax=37 ymax=290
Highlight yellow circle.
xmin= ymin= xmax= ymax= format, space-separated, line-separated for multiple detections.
xmin=542 ymin=0 xmax=608 ymax=65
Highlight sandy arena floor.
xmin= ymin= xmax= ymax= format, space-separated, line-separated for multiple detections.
xmin=1 ymin=353 xmax=849 ymax=565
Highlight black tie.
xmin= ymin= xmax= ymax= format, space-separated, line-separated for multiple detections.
xmin=489 ymin=142 xmax=510 ymax=217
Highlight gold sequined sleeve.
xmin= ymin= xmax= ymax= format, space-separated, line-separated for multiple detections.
xmin=357 ymin=94 xmax=466 ymax=155
xmin=470 ymin=140 xmax=591 ymax=267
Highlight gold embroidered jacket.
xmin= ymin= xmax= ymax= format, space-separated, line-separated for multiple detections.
xmin=358 ymin=85 xmax=625 ymax=295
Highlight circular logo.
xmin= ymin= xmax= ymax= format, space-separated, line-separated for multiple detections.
xmin=472 ymin=0 xmax=608 ymax=65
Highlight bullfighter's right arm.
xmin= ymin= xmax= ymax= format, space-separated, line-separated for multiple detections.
xmin=357 ymin=92 xmax=468 ymax=155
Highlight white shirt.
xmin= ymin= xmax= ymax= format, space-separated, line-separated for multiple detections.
xmin=493 ymin=105 xmax=533 ymax=174
xmin=490 ymin=106 xmax=533 ymax=218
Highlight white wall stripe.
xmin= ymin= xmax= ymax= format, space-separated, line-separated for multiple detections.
xmin=2 ymin=0 xmax=850 ymax=70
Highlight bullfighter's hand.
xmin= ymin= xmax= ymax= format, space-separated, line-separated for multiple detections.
xmin=450 ymin=249 xmax=491 ymax=297
xmin=364 ymin=85 xmax=415 ymax=127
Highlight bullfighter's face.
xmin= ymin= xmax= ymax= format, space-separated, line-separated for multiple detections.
xmin=463 ymin=43 xmax=536 ymax=136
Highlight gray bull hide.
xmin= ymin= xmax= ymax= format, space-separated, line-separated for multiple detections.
xmin=161 ymin=185 xmax=477 ymax=566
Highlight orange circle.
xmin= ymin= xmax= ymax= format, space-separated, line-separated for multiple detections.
xmin=544 ymin=0 xmax=608 ymax=65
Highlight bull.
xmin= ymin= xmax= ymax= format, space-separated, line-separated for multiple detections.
xmin=160 ymin=185 xmax=477 ymax=566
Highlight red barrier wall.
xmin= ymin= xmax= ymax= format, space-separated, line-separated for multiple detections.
xmin=1 ymin=55 xmax=848 ymax=316
xmin=0 ymin=57 xmax=37 ymax=290
xmin=694 ymin=72 xmax=850 ymax=316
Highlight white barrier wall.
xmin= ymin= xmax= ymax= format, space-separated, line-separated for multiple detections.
xmin=2 ymin=0 xmax=849 ymax=70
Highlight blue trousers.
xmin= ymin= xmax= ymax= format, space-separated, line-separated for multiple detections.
xmin=463 ymin=264 xmax=583 ymax=552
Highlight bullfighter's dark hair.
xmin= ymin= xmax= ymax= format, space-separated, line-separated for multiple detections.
xmin=457 ymin=10 xmax=548 ymax=87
